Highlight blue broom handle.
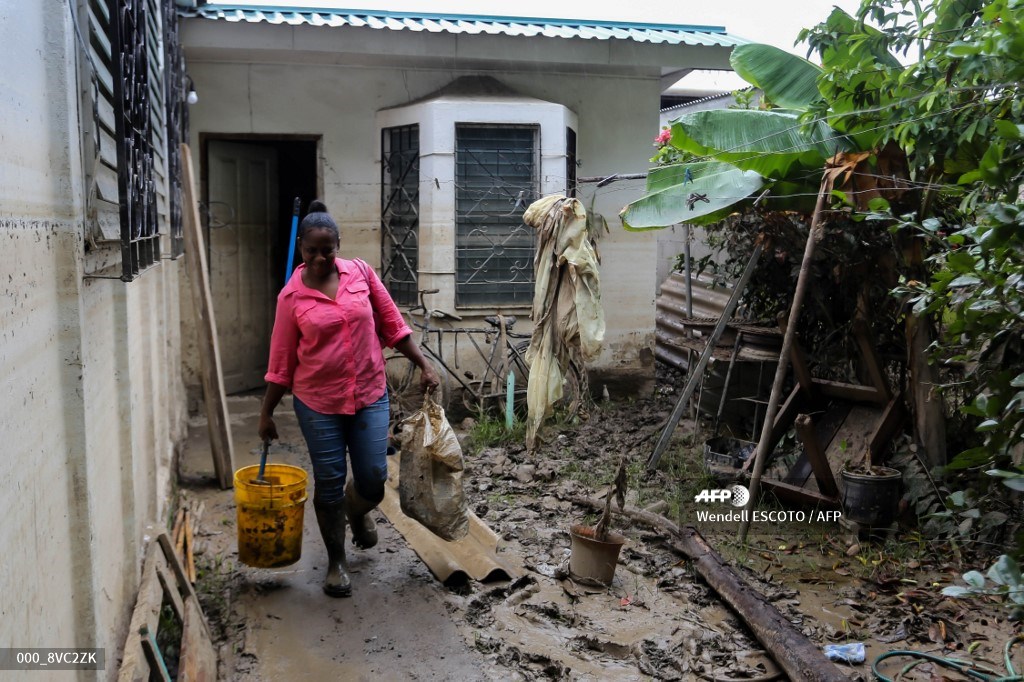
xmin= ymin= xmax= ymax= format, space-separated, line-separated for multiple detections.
xmin=284 ymin=197 xmax=301 ymax=284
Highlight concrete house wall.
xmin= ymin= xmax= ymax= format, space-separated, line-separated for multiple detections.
xmin=0 ymin=2 xmax=188 ymax=673
xmin=179 ymin=17 xmax=733 ymax=394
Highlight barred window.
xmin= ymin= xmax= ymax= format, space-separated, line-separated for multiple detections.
xmin=380 ymin=125 xmax=420 ymax=306
xmin=566 ymin=127 xmax=577 ymax=198
xmin=162 ymin=0 xmax=186 ymax=259
xmin=78 ymin=0 xmax=185 ymax=280
xmin=454 ymin=125 xmax=539 ymax=306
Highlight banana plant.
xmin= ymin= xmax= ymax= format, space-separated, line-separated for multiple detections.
xmin=621 ymin=14 xmax=901 ymax=230
xmin=620 ymin=161 xmax=764 ymax=230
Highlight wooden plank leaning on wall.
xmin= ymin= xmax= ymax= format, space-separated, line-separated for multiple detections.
xmin=181 ymin=143 xmax=236 ymax=489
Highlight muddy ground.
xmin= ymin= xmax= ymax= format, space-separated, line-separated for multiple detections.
xmin=179 ymin=386 xmax=1021 ymax=681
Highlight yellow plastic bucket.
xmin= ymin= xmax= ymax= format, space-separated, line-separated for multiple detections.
xmin=234 ymin=464 xmax=308 ymax=568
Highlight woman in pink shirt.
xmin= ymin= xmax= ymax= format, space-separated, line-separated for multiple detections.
xmin=258 ymin=200 xmax=438 ymax=598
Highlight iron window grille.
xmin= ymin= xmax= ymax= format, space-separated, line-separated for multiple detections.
xmin=380 ymin=125 xmax=420 ymax=305
xmin=454 ymin=125 xmax=539 ymax=306
xmin=566 ymin=127 xmax=577 ymax=198
xmin=108 ymin=0 xmax=158 ymax=280
xmin=162 ymin=0 xmax=186 ymax=259
xmin=77 ymin=0 xmax=183 ymax=278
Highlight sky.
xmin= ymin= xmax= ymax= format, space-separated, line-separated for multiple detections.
xmin=207 ymin=0 xmax=866 ymax=91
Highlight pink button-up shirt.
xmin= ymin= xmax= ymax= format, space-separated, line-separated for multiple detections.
xmin=265 ymin=258 xmax=411 ymax=415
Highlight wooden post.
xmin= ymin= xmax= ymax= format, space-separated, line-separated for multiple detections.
xmin=852 ymin=318 xmax=891 ymax=401
xmin=739 ymin=178 xmax=829 ymax=542
xmin=794 ymin=414 xmax=840 ymax=499
xmin=674 ymin=526 xmax=850 ymax=682
xmin=902 ymin=237 xmax=946 ymax=467
xmin=181 ymin=143 xmax=236 ymax=489
xmin=778 ymin=315 xmax=817 ymax=397
xmin=647 ymin=242 xmax=764 ymax=472
xmin=907 ymin=314 xmax=946 ymax=467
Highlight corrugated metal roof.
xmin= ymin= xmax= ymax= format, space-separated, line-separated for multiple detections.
xmin=181 ymin=5 xmax=749 ymax=47
xmin=661 ymin=90 xmax=734 ymax=115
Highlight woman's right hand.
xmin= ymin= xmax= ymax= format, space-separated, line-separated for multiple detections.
xmin=258 ymin=413 xmax=278 ymax=443
xmin=420 ymin=364 xmax=440 ymax=396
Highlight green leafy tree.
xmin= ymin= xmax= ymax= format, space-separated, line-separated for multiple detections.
xmin=626 ymin=0 xmax=1024 ymax=557
xmin=816 ymin=0 xmax=1024 ymax=476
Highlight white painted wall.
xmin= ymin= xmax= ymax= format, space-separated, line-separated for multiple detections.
xmin=186 ymin=52 xmax=664 ymax=394
xmin=0 ymin=2 xmax=187 ymax=675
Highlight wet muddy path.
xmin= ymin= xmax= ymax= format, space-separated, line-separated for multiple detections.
xmin=180 ymin=393 xmax=1018 ymax=681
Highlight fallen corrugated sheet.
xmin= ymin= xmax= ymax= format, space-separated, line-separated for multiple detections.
xmin=379 ymin=456 xmax=517 ymax=587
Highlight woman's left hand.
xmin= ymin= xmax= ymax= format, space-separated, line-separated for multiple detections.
xmin=420 ymin=364 xmax=440 ymax=395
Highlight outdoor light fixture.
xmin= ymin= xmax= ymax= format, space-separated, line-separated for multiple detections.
xmin=184 ymin=75 xmax=198 ymax=105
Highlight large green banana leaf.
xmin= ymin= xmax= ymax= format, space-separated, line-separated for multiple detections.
xmin=620 ymin=161 xmax=764 ymax=230
xmin=669 ymin=109 xmax=851 ymax=178
xmin=730 ymin=44 xmax=824 ymax=110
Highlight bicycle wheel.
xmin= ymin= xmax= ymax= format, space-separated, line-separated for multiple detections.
xmin=385 ymin=355 xmax=449 ymax=425
xmin=461 ymin=377 xmax=485 ymax=417
xmin=457 ymin=331 xmax=503 ymax=418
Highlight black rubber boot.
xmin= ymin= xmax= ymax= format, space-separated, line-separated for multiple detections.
xmin=313 ymin=500 xmax=352 ymax=598
xmin=344 ymin=479 xmax=379 ymax=550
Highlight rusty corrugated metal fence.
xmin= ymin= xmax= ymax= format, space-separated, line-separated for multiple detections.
xmin=655 ymin=271 xmax=782 ymax=430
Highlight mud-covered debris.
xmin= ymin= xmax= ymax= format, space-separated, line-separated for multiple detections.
xmin=465 ymin=575 xmax=537 ymax=626
xmin=514 ymin=465 xmax=537 ymax=483
xmin=634 ymin=639 xmax=688 ymax=680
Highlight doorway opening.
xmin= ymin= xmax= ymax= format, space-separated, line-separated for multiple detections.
xmin=201 ymin=135 xmax=319 ymax=394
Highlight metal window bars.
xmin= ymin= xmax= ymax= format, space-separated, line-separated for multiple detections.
xmin=162 ymin=0 xmax=186 ymax=259
xmin=380 ymin=125 xmax=420 ymax=305
xmin=454 ymin=125 xmax=538 ymax=306
xmin=110 ymin=0 xmax=159 ymax=281
xmin=566 ymin=127 xmax=578 ymax=198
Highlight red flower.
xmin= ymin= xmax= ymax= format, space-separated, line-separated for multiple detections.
xmin=654 ymin=128 xmax=672 ymax=147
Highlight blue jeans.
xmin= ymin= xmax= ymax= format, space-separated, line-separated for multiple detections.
xmin=293 ymin=392 xmax=390 ymax=505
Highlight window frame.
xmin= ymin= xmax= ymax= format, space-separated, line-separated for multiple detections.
xmin=380 ymin=124 xmax=420 ymax=306
xmin=453 ymin=123 xmax=540 ymax=307
xmin=77 ymin=0 xmax=184 ymax=280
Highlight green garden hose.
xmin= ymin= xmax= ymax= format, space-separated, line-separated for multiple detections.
xmin=872 ymin=635 xmax=1024 ymax=682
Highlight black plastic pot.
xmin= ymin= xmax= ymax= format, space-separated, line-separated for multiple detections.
xmin=841 ymin=466 xmax=902 ymax=527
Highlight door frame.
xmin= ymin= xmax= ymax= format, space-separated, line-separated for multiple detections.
xmin=199 ymin=133 xmax=322 ymax=392
xmin=199 ymin=132 xmax=323 ymax=247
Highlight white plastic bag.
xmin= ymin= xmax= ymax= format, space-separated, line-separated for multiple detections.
xmin=397 ymin=394 xmax=469 ymax=541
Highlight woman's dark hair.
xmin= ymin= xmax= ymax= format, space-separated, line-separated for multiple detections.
xmin=298 ymin=199 xmax=339 ymax=241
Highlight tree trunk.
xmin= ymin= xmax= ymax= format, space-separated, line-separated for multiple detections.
xmin=907 ymin=313 xmax=946 ymax=467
